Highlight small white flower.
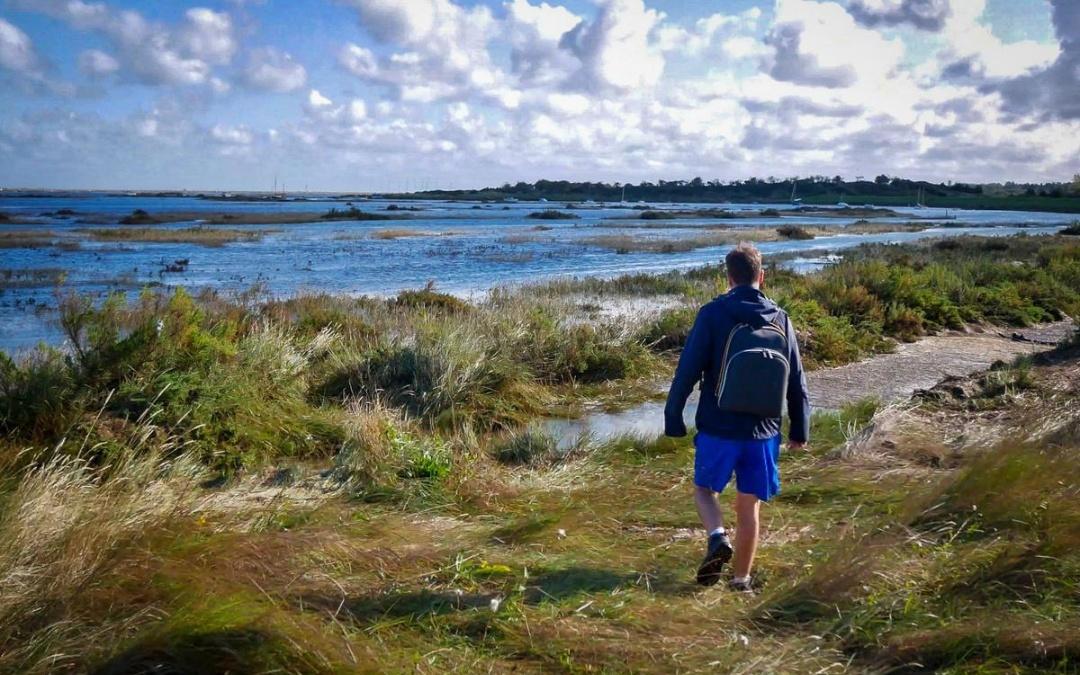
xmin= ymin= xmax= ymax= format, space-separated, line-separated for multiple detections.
xmin=557 ymin=528 xmax=567 ymax=539
xmin=489 ymin=596 xmax=502 ymax=612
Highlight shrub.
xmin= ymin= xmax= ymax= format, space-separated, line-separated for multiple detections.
xmin=640 ymin=210 xmax=677 ymax=220
xmin=638 ymin=307 xmax=696 ymax=351
xmin=527 ymin=210 xmax=579 ymax=220
xmin=119 ymin=209 xmax=157 ymax=225
xmin=393 ymin=284 xmax=471 ymax=313
xmin=1061 ymin=222 xmax=1080 ymax=236
xmin=776 ymin=225 xmax=814 ymax=240
xmin=0 ymin=348 xmax=77 ymax=443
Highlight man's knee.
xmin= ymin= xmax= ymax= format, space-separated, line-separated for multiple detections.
xmin=694 ymin=484 xmax=715 ymax=497
xmin=734 ymin=492 xmax=760 ymax=521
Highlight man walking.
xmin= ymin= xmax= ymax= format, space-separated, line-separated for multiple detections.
xmin=664 ymin=242 xmax=810 ymax=592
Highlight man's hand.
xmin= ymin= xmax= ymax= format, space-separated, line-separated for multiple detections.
xmin=787 ymin=441 xmax=807 ymax=451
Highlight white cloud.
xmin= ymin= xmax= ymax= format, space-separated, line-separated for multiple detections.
xmin=993 ymin=0 xmax=1080 ymax=120
xmin=504 ymin=0 xmax=581 ymax=86
xmin=242 ymin=47 xmax=307 ymax=92
xmin=77 ymin=49 xmax=120 ymax=77
xmin=559 ymin=0 xmax=666 ymax=90
xmin=307 ymin=89 xmax=333 ymax=108
xmin=658 ymin=8 xmax=763 ymax=56
xmin=721 ymin=36 xmax=769 ymax=60
xmin=211 ymin=123 xmax=254 ymax=144
xmin=766 ymin=0 xmax=905 ymax=88
xmin=178 ymin=8 xmax=236 ymax=65
xmin=0 ymin=17 xmax=40 ymax=74
xmin=10 ymin=1 xmax=238 ymax=87
xmin=935 ymin=0 xmax=1059 ymax=79
xmin=339 ymin=0 xmax=519 ymax=107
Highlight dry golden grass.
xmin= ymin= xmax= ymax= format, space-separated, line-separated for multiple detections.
xmin=370 ymin=228 xmax=462 ymax=239
xmin=78 ymin=226 xmax=272 ymax=246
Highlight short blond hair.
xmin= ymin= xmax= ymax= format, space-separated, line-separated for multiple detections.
xmin=725 ymin=242 xmax=762 ymax=285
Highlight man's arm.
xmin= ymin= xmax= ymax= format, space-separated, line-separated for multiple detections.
xmin=664 ymin=309 xmax=711 ymax=437
xmin=785 ymin=314 xmax=810 ymax=445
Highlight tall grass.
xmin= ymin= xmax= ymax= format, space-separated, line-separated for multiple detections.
xmin=0 ymin=416 xmax=206 ymax=671
xmin=758 ymin=420 xmax=1080 ymax=671
xmin=78 ymin=226 xmax=269 ymax=246
xmin=1 ymin=285 xmax=656 ymax=474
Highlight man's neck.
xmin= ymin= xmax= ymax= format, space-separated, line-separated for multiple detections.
xmin=729 ymin=283 xmax=761 ymax=291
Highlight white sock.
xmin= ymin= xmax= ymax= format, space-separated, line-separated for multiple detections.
xmin=708 ymin=527 xmax=725 ymax=537
xmin=733 ymin=575 xmax=751 ymax=584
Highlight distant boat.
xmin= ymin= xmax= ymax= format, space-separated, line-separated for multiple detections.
xmin=790 ymin=182 xmax=802 ymax=205
xmin=619 ymin=185 xmax=630 ymax=206
xmin=538 ymin=197 xmax=548 ymax=203
xmin=505 ymin=197 xmax=518 ymax=203
xmin=915 ymin=187 xmax=926 ymax=209
xmin=837 ymin=201 xmax=850 ymax=208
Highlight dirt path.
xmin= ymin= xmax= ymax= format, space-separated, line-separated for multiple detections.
xmin=543 ymin=321 xmax=1075 ymax=445
xmin=808 ymin=324 xmax=1068 ymax=408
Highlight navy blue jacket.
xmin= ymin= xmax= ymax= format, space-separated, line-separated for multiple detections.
xmin=664 ymin=285 xmax=810 ymax=442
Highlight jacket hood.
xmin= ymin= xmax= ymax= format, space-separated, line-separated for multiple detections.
xmin=722 ymin=285 xmax=781 ymax=327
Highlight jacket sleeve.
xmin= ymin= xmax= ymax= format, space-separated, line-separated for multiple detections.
xmin=664 ymin=308 xmax=712 ymax=437
xmin=784 ymin=314 xmax=810 ymax=443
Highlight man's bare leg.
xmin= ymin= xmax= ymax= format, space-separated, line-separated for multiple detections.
xmin=694 ymin=485 xmax=723 ymax=532
xmin=732 ymin=491 xmax=760 ymax=578
xmin=694 ymin=485 xmax=733 ymax=585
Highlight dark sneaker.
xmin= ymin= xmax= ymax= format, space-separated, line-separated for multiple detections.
xmin=728 ymin=577 xmax=754 ymax=594
xmin=696 ymin=532 xmax=733 ymax=586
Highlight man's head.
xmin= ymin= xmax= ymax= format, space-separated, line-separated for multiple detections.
xmin=725 ymin=242 xmax=764 ymax=288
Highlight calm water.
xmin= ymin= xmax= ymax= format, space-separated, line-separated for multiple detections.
xmin=1 ymin=194 xmax=1074 ymax=353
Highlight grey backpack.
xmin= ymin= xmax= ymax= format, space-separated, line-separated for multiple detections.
xmin=715 ymin=314 xmax=790 ymax=418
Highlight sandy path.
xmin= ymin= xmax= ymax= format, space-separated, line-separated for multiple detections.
xmin=807 ymin=327 xmax=1062 ymax=408
xmin=543 ymin=321 xmax=1074 ymax=446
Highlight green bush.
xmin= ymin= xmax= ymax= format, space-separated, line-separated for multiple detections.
xmin=638 ymin=307 xmax=696 ymax=351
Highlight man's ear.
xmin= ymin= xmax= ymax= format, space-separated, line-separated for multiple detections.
xmin=758 ymin=269 xmax=766 ymax=287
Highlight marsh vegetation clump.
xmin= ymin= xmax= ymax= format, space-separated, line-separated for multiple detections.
xmin=119 ymin=208 xmax=158 ymax=225
xmin=527 ymin=209 xmax=579 ymax=220
xmin=78 ymin=226 xmax=269 ymax=247
xmin=0 ymin=268 xmax=67 ymax=290
xmin=321 ymin=206 xmax=394 ymax=221
xmin=776 ymin=224 xmax=814 ymax=240
xmin=0 ymin=230 xmax=60 ymax=249
xmin=1062 ymin=222 xmax=1080 ymax=235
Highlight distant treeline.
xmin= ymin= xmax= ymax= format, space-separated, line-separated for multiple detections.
xmin=407 ymin=175 xmax=1080 ymax=213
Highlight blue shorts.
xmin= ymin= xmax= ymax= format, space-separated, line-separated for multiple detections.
xmin=693 ymin=433 xmax=781 ymax=502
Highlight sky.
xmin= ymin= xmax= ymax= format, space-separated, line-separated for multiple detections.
xmin=0 ymin=0 xmax=1076 ymax=191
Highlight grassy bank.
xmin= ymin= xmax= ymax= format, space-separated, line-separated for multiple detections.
xmin=0 ymin=341 xmax=1077 ymax=671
